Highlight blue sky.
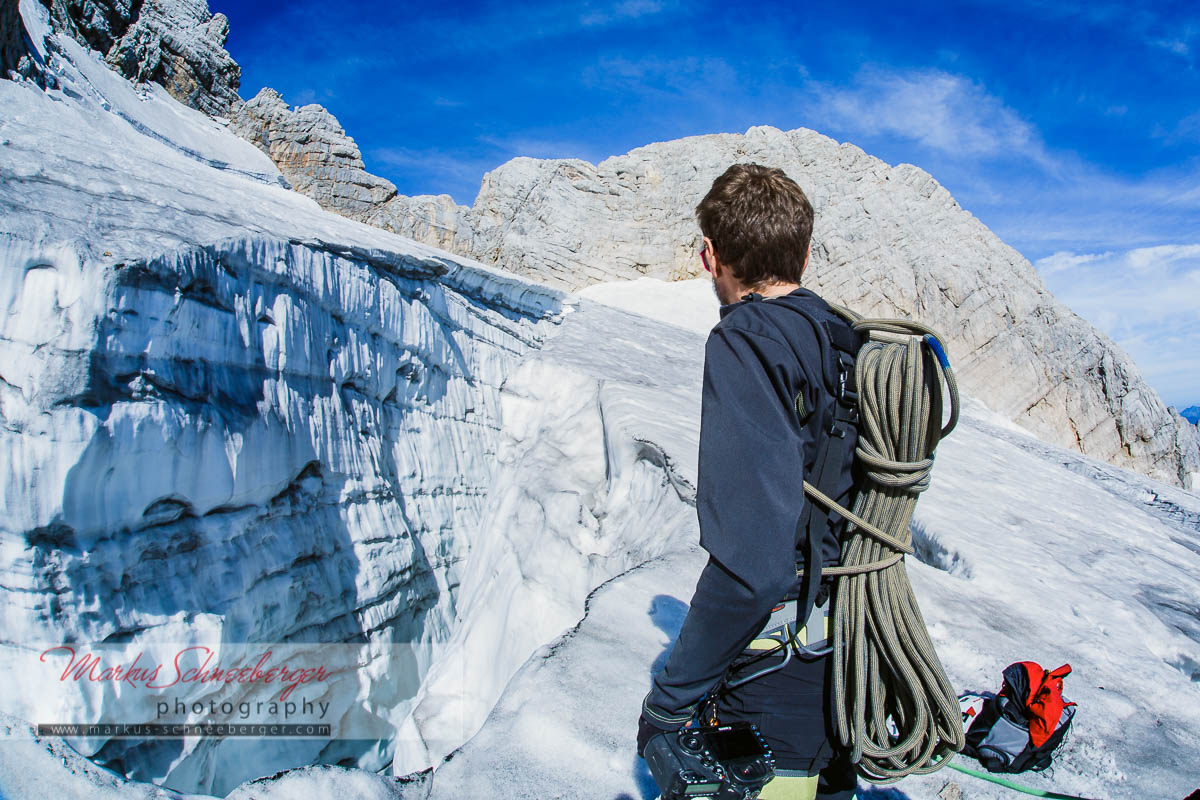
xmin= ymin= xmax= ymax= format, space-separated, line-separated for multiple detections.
xmin=217 ymin=0 xmax=1199 ymax=408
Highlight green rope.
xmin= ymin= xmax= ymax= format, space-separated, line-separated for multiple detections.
xmin=803 ymin=308 xmax=965 ymax=783
xmin=947 ymin=761 xmax=1100 ymax=800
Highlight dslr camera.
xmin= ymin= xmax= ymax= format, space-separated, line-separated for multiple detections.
xmin=643 ymin=722 xmax=775 ymax=799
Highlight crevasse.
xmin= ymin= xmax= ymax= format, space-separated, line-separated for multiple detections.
xmin=0 ymin=232 xmax=466 ymax=779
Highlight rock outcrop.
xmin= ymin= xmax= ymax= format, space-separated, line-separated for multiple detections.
xmin=39 ymin=0 xmax=138 ymax=54
xmin=230 ymin=88 xmax=399 ymax=217
xmin=39 ymin=0 xmax=240 ymax=116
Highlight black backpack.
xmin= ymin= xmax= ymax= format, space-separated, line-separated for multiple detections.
xmin=770 ymin=291 xmax=862 ymax=658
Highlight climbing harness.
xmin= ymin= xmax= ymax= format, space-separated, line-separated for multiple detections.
xmin=723 ymin=591 xmax=832 ymax=690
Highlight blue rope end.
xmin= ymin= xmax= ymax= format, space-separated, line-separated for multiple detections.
xmin=924 ymin=334 xmax=951 ymax=369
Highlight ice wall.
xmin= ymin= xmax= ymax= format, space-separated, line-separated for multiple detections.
xmin=1 ymin=2 xmax=546 ymax=793
xmin=394 ymin=301 xmax=704 ymax=773
xmin=0 ymin=228 xmax=565 ymax=792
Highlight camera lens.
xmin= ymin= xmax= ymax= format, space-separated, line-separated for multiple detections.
xmin=729 ymin=761 xmax=766 ymax=784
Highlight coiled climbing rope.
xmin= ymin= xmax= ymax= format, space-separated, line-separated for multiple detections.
xmin=803 ymin=308 xmax=966 ymax=784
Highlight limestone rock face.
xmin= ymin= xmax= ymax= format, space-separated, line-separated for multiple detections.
xmin=373 ymin=127 xmax=1199 ymax=489
xmin=39 ymin=0 xmax=240 ymax=116
xmin=231 ymin=88 xmax=399 ymax=217
xmin=39 ymin=0 xmax=137 ymax=54
xmin=2 ymin=0 xmax=27 ymax=76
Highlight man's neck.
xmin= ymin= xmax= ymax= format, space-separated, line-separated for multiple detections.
xmin=751 ymin=282 xmax=802 ymax=300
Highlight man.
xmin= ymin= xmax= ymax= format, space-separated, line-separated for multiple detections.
xmin=637 ymin=164 xmax=858 ymax=800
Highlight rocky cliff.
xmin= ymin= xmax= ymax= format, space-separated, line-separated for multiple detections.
xmin=230 ymin=87 xmax=399 ymax=216
xmin=39 ymin=0 xmax=240 ymax=116
xmin=2 ymin=0 xmax=35 ymax=79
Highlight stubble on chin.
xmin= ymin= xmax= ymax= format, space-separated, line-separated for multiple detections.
xmin=710 ymin=279 xmax=728 ymax=306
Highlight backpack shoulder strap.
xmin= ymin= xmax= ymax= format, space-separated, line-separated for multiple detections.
xmin=764 ymin=293 xmax=863 ymax=659
xmin=765 ymin=293 xmax=859 ymax=422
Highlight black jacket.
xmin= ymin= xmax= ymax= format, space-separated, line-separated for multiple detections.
xmin=643 ymin=287 xmax=856 ymax=726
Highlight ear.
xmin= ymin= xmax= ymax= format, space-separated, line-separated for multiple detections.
xmin=801 ymin=243 xmax=811 ymax=276
xmin=707 ymin=238 xmax=726 ymax=277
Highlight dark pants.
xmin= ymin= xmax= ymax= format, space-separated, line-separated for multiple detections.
xmin=713 ymin=651 xmax=858 ymax=799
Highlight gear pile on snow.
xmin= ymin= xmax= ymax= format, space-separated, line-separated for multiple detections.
xmin=961 ymin=661 xmax=1076 ymax=774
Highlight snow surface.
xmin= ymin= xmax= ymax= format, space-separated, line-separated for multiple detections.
xmin=2 ymin=4 xmax=1199 ymax=798
xmin=578 ymin=277 xmax=719 ymax=335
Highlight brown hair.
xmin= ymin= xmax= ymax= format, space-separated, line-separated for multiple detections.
xmin=696 ymin=163 xmax=814 ymax=288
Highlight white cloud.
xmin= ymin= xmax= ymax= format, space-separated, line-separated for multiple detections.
xmin=366 ymin=147 xmax=501 ymax=202
xmin=1153 ymin=38 xmax=1190 ymax=56
xmin=953 ymin=158 xmax=1200 ymax=263
xmin=1159 ymin=111 xmax=1200 ymax=144
xmin=808 ymin=68 xmax=1053 ymax=168
xmin=579 ymin=0 xmax=665 ymax=26
xmin=1122 ymin=244 xmax=1200 ymax=273
xmin=583 ymin=54 xmax=737 ymax=95
xmin=476 ymin=133 xmax=604 ymax=163
xmin=1034 ymin=245 xmax=1200 ymax=407
xmin=1035 ymin=250 xmax=1111 ymax=276
xmin=981 ymin=0 xmax=1199 ymax=64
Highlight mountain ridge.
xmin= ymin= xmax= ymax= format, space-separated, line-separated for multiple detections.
xmin=327 ymin=122 xmax=1200 ymax=490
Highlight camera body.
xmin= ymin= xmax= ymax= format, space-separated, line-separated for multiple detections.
xmin=643 ymin=722 xmax=775 ymax=799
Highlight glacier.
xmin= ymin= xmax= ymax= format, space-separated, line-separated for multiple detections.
xmin=1 ymin=2 xmax=1199 ymax=799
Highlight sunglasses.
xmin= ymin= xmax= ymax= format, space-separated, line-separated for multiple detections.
xmin=699 ymin=240 xmax=712 ymax=273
